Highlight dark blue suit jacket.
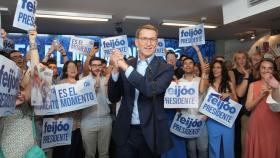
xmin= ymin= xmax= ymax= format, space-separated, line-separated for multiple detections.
xmin=108 ymin=56 xmax=174 ymax=154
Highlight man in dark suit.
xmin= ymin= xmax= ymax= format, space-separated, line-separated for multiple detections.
xmin=108 ymin=24 xmax=173 ymax=158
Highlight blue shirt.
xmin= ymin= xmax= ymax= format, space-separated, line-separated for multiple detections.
xmin=112 ymin=55 xmax=154 ymax=124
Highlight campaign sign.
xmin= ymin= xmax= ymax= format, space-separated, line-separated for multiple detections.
xmin=164 ymin=82 xmax=199 ymax=108
xmin=155 ymin=38 xmax=165 ymax=56
xmin=170 ymin=112 xmax=205 ymax=138
xmin=55 ymin=78 xmax=97 ymax=113
xmin=3 ymin=38 xmax=15 ymax=51
xmin=101 ymin=35 xmax=129 ymax=57
xmin=31 ymin=64 xmax=53 ymax=107
xmin=34 ymin=86 xmax=60 ymax=115
xmin=0 ymin=55 xmax=20 ymax=116
xmin=199 ymin=88 xmax=242 ymax=128
xmin=69 ymin=36 xmax=94 ymax=55
xmin=13 ymin=0 xmax=37 ymax=31
xmin=41 ymin=117 xmax=73 ymax=149
xmin=179 ymin=24 xmax=205 ymax=47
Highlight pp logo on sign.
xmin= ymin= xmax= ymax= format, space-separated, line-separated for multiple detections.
xmin=84 ymin=81 xmax=90 ymax=87
xmin=158 ymin=41 xmax=163 ymax=47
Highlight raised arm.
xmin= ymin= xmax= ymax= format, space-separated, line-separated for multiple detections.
xmin=199 ymin=63 xmax=209 ymax=94
xmin=22 ymin=29 xmax=40 ymax=101
xmin=83 ymin=47 xmax=98 ymax=77
xmin=29 ymin=30 xmax=40 ymax=67
xmin=42 ymin=43 xmax=56 ymax=63
xmin=235 ymin=65 xmax=251 ymax=97
xmin=57 ymin=43 xmax=68 ymax=64
xmin=192 ymin=44 xmax=206 ymax=69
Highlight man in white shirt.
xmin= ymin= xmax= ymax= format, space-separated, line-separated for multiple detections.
xmin=81 ymin=57 xmax=112 ymax=158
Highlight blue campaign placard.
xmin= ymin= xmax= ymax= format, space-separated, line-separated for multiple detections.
xmin=199 ymin=87 xmax=242 ymax=128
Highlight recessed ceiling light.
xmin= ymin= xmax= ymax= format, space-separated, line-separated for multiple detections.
xmin=124 ymin=15 xmax=150 ymax=21
xmin=161 ymin=20 xmax=218 ymax=29
xmin=36 ymin=10 xmax=112 ymax=22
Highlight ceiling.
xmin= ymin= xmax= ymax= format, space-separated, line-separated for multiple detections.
xmin=1 ymin=0 xmax=280 ymax=40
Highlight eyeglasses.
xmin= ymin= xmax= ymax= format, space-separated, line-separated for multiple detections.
xmin=91 ymin=64 xmax=102 ymax=68
xmin=138 ymin=37 xmax=157 ymax=43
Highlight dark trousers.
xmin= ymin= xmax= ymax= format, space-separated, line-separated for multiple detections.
xmin=52 ymin=128 xmax=85 ymax=158
xmin=234 ymin=114 xmax=242 ymax=158
xmin=115 ymin=125 xmax=159 ymax=158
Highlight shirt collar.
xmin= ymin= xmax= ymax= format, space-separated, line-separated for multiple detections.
xmin=137 ymin=54 xmax=155 ymax=65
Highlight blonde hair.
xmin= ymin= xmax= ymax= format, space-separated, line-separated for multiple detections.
xmin=232 ymin=51 xmax=250 ymax=69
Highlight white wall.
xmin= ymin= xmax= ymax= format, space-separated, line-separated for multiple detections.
xmin=223 ymin=0 xmax=280 ymax=24
xmin=215 ymin=39 xmax=256 ymax=60
xmin=215 ymin=33 xmax=280 ymax=61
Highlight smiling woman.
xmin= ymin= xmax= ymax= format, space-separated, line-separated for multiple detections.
xmin=244 ymin=58 xmax=280 ymax=158
xmin=52 ymin=60 xmax=85 ymax=158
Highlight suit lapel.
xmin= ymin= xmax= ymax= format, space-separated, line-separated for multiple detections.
xmin=145 ymin=56 xmax=159 ymax=80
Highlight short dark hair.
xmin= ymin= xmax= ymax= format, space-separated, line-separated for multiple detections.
xmin=0 ymin=50 xmax=10 ymax=59
xmin=166 ymin=50 xmax=177 ymax=59
xmin=9 ymin=50 xmax=21 ymax=54
xmin=89 ymin=57 xmax=102 ymax=65
xmin=179 ymin=55 xmax=188 ymax=61
xmin=100 ymin=58 xmax=107 ymax=65
xmin=74 ymin=60 xmax=82 ymax=64
xmin=61 ymin=61 xmax=79 ymax=80
xmin=182 ymin=56 xmax=195 ymax=65
xmin=47 ymin=58 xmax=57 ymax=65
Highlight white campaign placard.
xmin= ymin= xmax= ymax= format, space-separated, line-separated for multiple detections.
xmin=31 ymin=64 xmax=53 ymax=107
xmin=0 ymin=55 xmax=21 ymax=116
xmin=34 ymin=86 xmax=60 ymax=115
xmin=68 ymin=36 xmax=94 ymax=55
xmin=199 ymin=88 xmax=242 ymax=128
xmin=41 ymin=117 xmax=73 ymax=149
xmin=101 ymin=35 xmax=129 ymax=57
xmin=155 ymin=38 xmax=165 ymax=56
xmin=13 ymin=0 xmax=37 ymax=31
xmin=170 ymin=112 xmax=205 ymax=138
xmin=55 ymin=78 xmax=98 ymax=113
xmin=179 ymin=24 xmax=205 ymax=47
xmin=164 ymin=82 xmax=199 ymax=108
